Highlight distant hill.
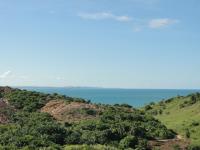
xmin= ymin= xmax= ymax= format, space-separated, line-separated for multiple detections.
xmin=144 ymin=93 xmax=200 ymax=148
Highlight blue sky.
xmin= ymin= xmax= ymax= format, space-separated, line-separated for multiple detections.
xmin=0 ymin=0 xmax=200 ymax=88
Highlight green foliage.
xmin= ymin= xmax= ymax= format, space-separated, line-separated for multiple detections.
xmin=173 ymin=144 xmax=181 ymax=150
xmin=145 ymin=92 xmax=200 ymax=145
xmin=4 ymin=89 xmax=87 ymax=112
xmin=0 ymin=112 xmax=66 ymax=149
xmin=0 ymin=87 xmax=176 ymax=149
xmin=144 ymin=105 xmax=152 ymax=111
xmin=119 ymin=103 xmax=133 ymax=108
xmin=65 ymin=107 xmax=174 ymax=149
xmin=119 ymin=135 xmax=138 ymax=149
xmin=64 ymin=144 xmax=118 ymax=150
xmin=172 ymin=144 xmax=181 ymax=150
xmin=185 ymin=128 xmax=190 ymax=138
xmin=179 ymin=93 xmax=200 ymax=108
xmin=5 ymin=90 xmax=51 ymax=112
xmin=135 ymin=139 xmax=148 ymax=150
xmin=187 ymin=144 xmax=200 ymax=150
xmin=191 ymin=121 xmax=199 ymax=127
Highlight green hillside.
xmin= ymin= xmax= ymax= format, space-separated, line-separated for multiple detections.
xmin=0 ymin=87 xmax=177 ymax=150
xmin=144 ymin=93 xmax=200 ymax=147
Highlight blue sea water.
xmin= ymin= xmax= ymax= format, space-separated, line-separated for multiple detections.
xmin=18 ymin=87 xmax=200 ymax=107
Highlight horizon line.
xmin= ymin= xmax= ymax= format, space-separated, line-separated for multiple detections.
xmin=10 ymin=85 xmax=200 ymax=90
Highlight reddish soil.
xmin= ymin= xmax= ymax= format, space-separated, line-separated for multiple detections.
xmin=149 ymin=136 xmax=190 ymax=150
xmin=0 ymin=99 xmax=10 ymax=124
xmin=41 ymin=100 xmax=102 ymax=123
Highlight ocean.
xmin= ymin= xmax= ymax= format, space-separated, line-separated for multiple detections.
xmin=18 ymin=87 xmax=200 ymax=107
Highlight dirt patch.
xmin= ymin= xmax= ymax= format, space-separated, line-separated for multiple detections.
xmin=41 ymin=100 xmax=102 ymax=123
xmin=0 ymin=114 xmax=9 ymax=124
xmin=0 ymin=86 xmax=15 ymax=95
xmin=0 ymin=99 xmax=8 ymax=108
xmin=149 ymin=137 xmax=190 ymax=150
xmin=0 ymin=98 xmax=14 ymax=124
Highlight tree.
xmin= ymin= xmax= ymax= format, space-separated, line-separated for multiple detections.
xmin=119 ymin=135 xmax=138 ymax=149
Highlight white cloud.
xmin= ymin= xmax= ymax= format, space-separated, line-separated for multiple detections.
xmin=78 ymin=12 xmax=179 ymax=31
xmin=149 ymin=18 xmax=179 ymax=29
xmin=78 ymin=12 xmax=131 ymax=22
xmin=0 ymin=71 xmax=12 ymax=79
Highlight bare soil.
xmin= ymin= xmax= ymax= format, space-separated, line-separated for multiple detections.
xmin=41 ymin=100 xmax=102 ymax=123
xmin=149 ymin=135 xmax=190 ymax=150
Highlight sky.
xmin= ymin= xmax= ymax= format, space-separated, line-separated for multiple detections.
xmin=0 ymin=0 xmax=200 ymax=89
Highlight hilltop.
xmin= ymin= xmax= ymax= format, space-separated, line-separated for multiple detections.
xmin=0 ymin=86 xmax=196 ymax=149
xmin=144 ymin=93 xmax=200 ymax=149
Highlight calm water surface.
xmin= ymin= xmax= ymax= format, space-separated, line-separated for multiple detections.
xmin=18 ymin=87 xmax=200 ymax=107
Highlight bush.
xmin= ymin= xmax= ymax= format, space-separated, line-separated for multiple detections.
xmin=0 ymin=88 xmax=176 ymax=149
xmin=191 ymin=121 xmax=199 ymax=127
xmin=0 ymin=112 xmax=67 ymax=148
xmin=120 ymin=103 xmax=133 ymax=108
xmin=187 ymin=144 xmax=200 ymax=150
xmin=185 ymin=129 xmax=190 ymax=138
xmin=145 ymin=105 xmax=152 ymax=111
xmin=135 ymin=139 xmax=148 ymax=150
xmin=64 ymin=144 xmax=118 ymax=150
xmin=173 ymin=144 xmax=181 ymax=150
xmin=119 ymin=135 xmax=138 ymax=149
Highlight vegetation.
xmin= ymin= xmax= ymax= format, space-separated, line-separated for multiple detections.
xmin=64 ymin=107 xmax=174 ymax=148
xmin=0 ymin=88 xmax=200 ymax=150
xmin=64 ymin=144 xmax=118 ymax=150
xmin=4 ymin=89 xmax=87 ymax=112
xmin=145 ymin=93 xmax=200 ymax=147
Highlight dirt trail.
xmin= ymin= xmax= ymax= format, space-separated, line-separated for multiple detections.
xmin=149 ymin=135 xmax=189 ymax=150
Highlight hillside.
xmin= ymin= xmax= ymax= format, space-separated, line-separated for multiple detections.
xmin=0 ymin=86 xmax=180 ymax=149
xmin=144 ymin=93 xmax=200 ymax=148
xmin=41 ymin=100 xmax=103 ymax=123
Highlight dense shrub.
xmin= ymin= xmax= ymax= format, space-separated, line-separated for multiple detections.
xmin=185 ymin=129 xmax=190 ymax=138
xmin=119 ymin=135 xmax=138 ymax=149
xmin=187 ymin=144 xmax=200 ymax=150
xmin=64 ymin=144 xmax=118 ymax=150
xmin=65 ymin=107 xmax=175 ymax=149
xmin=144 ymin=105 xmax=152 ymax=111
xmin=0 ymin=112 xmax=66 ymax=148
xmin=4 ymin=90 xmax=87 ymax=112
xmin=191 ymin=121 xmax=199 ymax=127
xmin=180 ymin=93 xmax=200 ymax=108
xmin=0 ymin=88 xmax=175 ymax=149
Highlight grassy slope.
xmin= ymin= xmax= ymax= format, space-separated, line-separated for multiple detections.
xmin=146 ymin=96 xmax=200 ymax=145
